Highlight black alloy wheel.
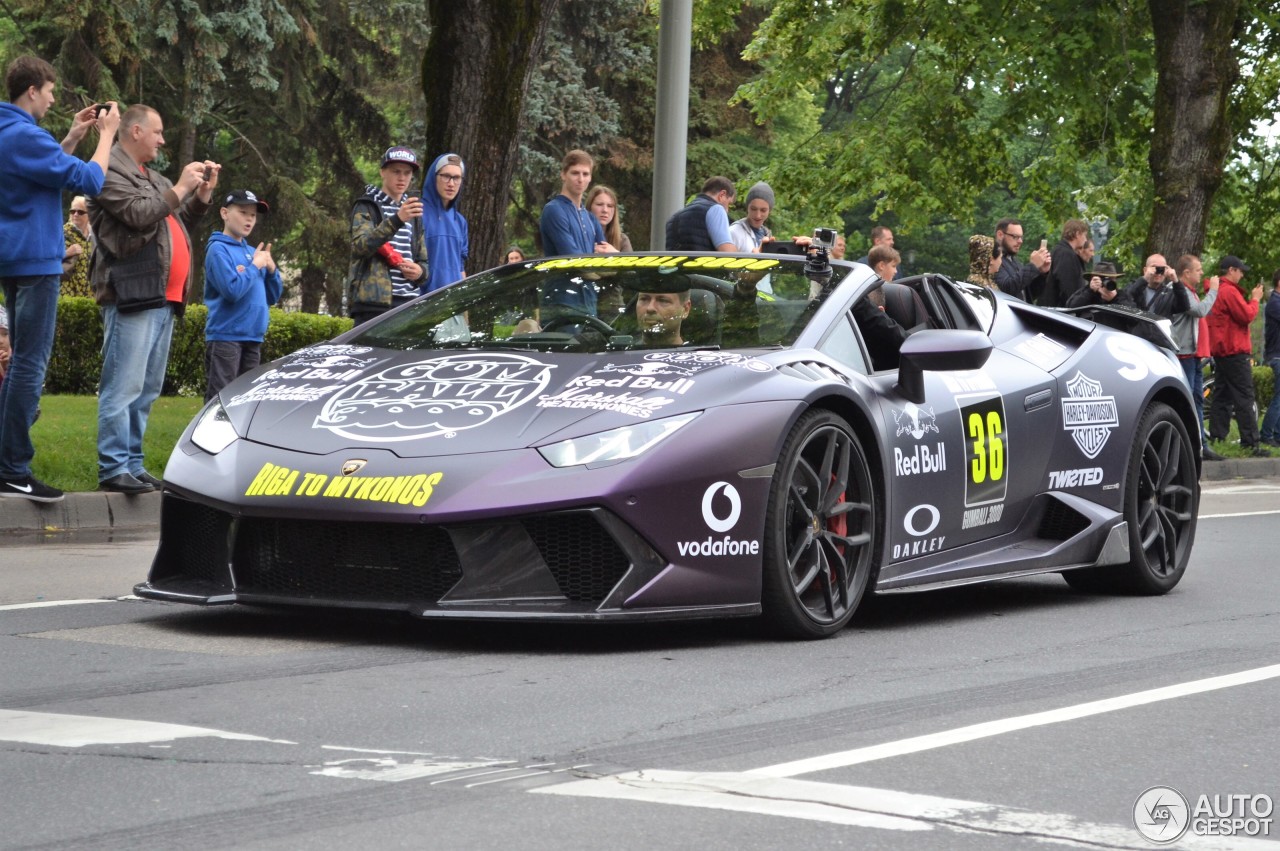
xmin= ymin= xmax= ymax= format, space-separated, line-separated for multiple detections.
xmin=761 ymin=409 xmax=876 ymax=638
xmin=1064 ymin=401 xmax=1197 ymax=594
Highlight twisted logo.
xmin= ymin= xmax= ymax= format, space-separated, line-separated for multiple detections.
xmin=315 ymin=353 xmax=553 ymax=442
xmin=1134 ymin=786 xmax=1190 ymax=844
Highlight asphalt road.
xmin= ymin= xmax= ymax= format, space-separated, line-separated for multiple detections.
xmin=2 ymin=479 xmax=1278 ymax=850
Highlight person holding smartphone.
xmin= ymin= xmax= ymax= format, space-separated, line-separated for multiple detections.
xmin=993 ymin=218 xmax=1051 ymax=301
xmin=345 ymin=146 xmax=427 ymax=326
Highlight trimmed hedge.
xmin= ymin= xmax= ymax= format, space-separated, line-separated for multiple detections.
xmin=46 ymin=297 xmax=353 ymax=396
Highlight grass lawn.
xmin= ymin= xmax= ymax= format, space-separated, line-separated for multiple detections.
xmin=29 ymin=395 xmax=204 ymax=493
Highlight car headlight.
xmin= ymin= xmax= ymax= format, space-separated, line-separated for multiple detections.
xmin=538 ymin=412 xmax=699 ymax=468
xmin=190 ymin=400 xmax=241 ymax=454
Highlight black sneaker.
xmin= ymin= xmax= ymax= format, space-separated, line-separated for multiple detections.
xmin=1202 ymin=446 xmax=1225 ymax=461
xmin=0 ymin=476 xmax=65 ymax=503
xmin=1247 ymin=445 xmax=1272 ymax=458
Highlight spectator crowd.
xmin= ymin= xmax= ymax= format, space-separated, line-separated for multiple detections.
xmin=1 ymin=54 xmax=1277 ymax=504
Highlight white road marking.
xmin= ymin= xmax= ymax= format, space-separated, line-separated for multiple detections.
xmin=536 ymin=770 xmax=1272 ymax=848
xmin=0 ymin=599 xmax=117 ymax=611
xmin=1198 ymin=510 xmax=1280 ymax=519
xmin=1200 ymin=482 xmax=1280 ymax=494
xmin=538 ymin=770 xmax=928 ymax=832
xmin=311 ymin=756 xmax=515 ymax=782
xmin=0 ymin=709 xmax=297 ymax=747
xmin=749 ymin=663 xmax=1280 ymax=778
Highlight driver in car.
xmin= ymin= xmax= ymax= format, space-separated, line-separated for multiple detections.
xmin=636 ymin=290 xmax=691 ymax=346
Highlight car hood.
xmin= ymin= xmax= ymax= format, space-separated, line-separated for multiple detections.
xmin=219 ymin=345 xmax=778 ymax=457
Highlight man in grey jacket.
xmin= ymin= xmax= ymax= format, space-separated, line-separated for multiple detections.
xmin=87 ymin=104 xmax=219 ymax=493
xmin=1170 ymin=254 xmax=1219 ymax=460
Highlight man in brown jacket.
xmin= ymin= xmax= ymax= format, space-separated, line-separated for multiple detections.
xmin=86 ymin=104 xmax=220 ymax=493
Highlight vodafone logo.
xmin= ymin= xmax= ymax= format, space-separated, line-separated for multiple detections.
xmin=702 ymin=482 xmax=741 ymax=532
xmin=680 ymin=482 xmax=758 ymax=559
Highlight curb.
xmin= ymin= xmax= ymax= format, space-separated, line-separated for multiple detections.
xmin=0 ymin=490 xmax=160 ymax=533
xmin=1 ymin=458 xmax=1277 ymax=534
xmin=1199 ymin=456 xmax=1280 ymax=482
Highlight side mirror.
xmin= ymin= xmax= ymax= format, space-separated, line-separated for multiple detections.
xmin=895 ymin=330 xmax=993 ymax=403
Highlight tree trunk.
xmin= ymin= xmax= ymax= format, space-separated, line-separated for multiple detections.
xmin=1145 ymin=0 xmax=1242 ymax=259
xmin=299 ymin=266 xmax=326 ymax=314
xmin=422 ymin=0 xmax=563 ymax=274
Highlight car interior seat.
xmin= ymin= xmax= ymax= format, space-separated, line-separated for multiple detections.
xmin=880 ymin=282 xmax=933 ymax=332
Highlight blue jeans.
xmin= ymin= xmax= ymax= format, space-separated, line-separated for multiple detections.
xmin=0 ymin=275 xmax=60 ymax=479
xmin=97 ymin=303 xmax=174 ymax=481
xmin=1180 ymin=356 xmax=1208 ymax=441
xmin=1262 ymin=358 xmax=1280 ymax=442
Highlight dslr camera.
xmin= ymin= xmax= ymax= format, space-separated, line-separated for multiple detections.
xmin=811 ymin=227 xmax=838 ymax=250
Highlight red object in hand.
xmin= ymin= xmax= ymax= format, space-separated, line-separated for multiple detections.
xmin=378 ymin=243 xmax=404 ymax=267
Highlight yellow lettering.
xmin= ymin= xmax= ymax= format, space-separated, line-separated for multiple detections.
xmin=397 ymin=474 xmax=426 ymax=504
xmin=368 ymin=477 xmax=393 ymax=501
xmin=353 ymin=478 xmax=377 ymax=500
xmin=323 ymin=476 xmax=349 ymax=497
xmin=272 ymin=469 xmax=298 ymax=496
xmin=746 ymin=258 xmax=779 ymax=271
xmin=412 ymin=472 xmax=444 ymax=507
xmin=379 ymin=476 xmax=407 ymax=504
xmin=245 ymin=463 xmax=277 ymax=496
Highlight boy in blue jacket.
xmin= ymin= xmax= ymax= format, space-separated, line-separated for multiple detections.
xmin=203 ymin=189 xmax=282 ymax=401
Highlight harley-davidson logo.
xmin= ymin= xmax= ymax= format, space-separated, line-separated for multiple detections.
xmin=341 ymin=459 xmax=367 ymax=476
xmin=1061 ymin=371 xmax=1119 ymax=459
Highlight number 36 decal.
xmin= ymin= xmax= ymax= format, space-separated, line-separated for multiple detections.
xmin=959 ymin=395 xmax=1008 ymax=508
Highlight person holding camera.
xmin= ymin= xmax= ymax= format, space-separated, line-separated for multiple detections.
xmin=1121 ymin=254 xmax=1190 ymax=317
xmin=1064 ymin=260 xmax=1123 ymax=306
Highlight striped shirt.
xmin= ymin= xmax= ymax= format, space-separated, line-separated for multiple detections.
xmin=370 ymin=187 xmax=418 ymax=299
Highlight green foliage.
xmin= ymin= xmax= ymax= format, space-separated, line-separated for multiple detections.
xmin=45 ymin=297 xmax=103 ymax=396
xmin=45 ymin=300 xmax=352 ymax=397
xmin=4 ymin=0 xmax=428 ymax=317
xmin=29 ymin=395 xmax=203 ymax=492
xmin=513 ymin=0 xmax=656 ymax=249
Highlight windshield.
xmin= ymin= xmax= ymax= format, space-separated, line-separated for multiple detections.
xmin=347 ymin=255 xmax=848 ymax=354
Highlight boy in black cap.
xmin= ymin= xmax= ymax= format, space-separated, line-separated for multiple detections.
xmin=203 ymin=189 xmax=282 ymax=401
xmin=345 ymin=145 xmax=428 ymax=326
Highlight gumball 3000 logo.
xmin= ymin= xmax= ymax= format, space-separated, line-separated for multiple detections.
xmin=315 ymin=353 xmax=553 ymax=442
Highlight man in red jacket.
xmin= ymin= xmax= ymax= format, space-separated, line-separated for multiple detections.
xmin=1206 ymin=255 xmax=1267 ymax=455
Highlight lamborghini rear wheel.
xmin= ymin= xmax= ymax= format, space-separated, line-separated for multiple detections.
xmin=1064 ymin=401 xmax=1197 ymax=594
xmin=761 ymin=410 xmax=876 ymax=639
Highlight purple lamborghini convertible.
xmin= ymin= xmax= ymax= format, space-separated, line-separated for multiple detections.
xmin=137 ymin=243 xmax=1199 ymax=638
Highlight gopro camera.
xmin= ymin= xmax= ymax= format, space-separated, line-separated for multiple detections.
xmin=812 ymin=227 xmax=838 ymax=250
xmin=94 ymin=104 xmax=109 ymax=118
xmin=1153 ymin=265 xmax=1166 ymax=275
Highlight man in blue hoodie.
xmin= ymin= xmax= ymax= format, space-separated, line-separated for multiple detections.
xmin=0 ymin=56 xmax=119 ymax=502
xmin=419 ymin=153 xmax=468 ymax=294
xmin=203 ymin=189 xmax=283 ymax=401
